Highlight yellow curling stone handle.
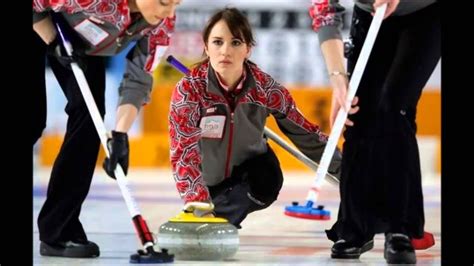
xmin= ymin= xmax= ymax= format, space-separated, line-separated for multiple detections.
xmin=169 ymin=211 xmax=229 ymax=223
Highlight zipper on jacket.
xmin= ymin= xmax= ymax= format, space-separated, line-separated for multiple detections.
xmin=224 ymin=112 xmax=234 ymax=178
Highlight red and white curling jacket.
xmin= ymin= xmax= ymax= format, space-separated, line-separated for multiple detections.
xmin=168 ymin=60 xmax=342 ymax=203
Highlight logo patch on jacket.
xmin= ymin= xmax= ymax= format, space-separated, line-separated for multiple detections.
xmin=74 ymin=19 xmax=109 ymax=46
xmin=199 ymin=115 xmax=226 ymax=139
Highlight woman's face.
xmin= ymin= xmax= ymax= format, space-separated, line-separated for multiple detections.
xmin=136 ymin=0 xmax=181 ymax=25
xmin=205 ymin=19 xmax=251 ymax=78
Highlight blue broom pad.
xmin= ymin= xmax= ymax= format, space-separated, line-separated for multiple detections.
xmin=284 ymin=201 xmax=330 ymax=216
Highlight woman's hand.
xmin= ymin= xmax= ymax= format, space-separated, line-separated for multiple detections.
xmin=33 ymin=16 xmax=57 ymax=44
xmin=329 ymin=74 xmax=360 ymax=127
xmin=373 ymin=0 xmax=400 ymax=19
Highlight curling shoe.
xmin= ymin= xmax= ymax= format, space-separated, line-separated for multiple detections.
xmin=40 ymin=239 xmax=100 ymax=258
xmin=384 ymin=233 xmax=416 ymax=264
xmin=331 ymin=239 xmax=374 ymax=259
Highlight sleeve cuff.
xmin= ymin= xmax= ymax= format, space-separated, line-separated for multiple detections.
xmin=118 ymin=89 xmax=148 ymax=111
xmin=33 ymin=11 xmax=49 ymax=24
xmin=318 ymin=25 xmax=343 ymax=46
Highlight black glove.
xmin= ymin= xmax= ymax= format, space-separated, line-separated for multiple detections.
xmin=46 ymin=37 xmax=86 ymax=70
xmin=103 ymin=131 xmax=129 ymax=179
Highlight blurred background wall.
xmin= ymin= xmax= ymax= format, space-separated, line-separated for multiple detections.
xmin=36 ymin=0 xmax=440 ymax=177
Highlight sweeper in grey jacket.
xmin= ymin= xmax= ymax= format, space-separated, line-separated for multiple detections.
xmin=309 ymin=0 xmax=440 ymax=263
xmin=32 ymin=0 xmax=181 ymax=258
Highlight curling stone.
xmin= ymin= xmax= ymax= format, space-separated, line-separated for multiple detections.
xmin=157 ymin=212 xmax=239 ymax=260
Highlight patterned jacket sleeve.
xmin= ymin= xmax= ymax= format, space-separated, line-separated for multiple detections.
xmin=263 ymin=73 xmax=342 ymax=176
xmin=118 ymin=16 xmax=175 ymax=110
xmin=168 ymin=78 xmax=211 ymax=203
xmin=308 ymin=0 xmax=346 ymax=45
xmin=32 ymin=0 xmax=89 ymax=23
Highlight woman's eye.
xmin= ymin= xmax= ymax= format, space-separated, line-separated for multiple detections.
xmin=232 ymin=40 xmax=242 ymax=46
xmin=213 ymin=40 xmax=223 ymax=45
xmin=159 ymin=0 xmax=170 ymax=6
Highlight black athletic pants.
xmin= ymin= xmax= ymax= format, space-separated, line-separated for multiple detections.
xmin=33 ymin=27 xmax=106 ymax=244
xmin=209 ymin=146 xmax=284 ymax=228
xmin=326 ymin=2 xmax=441 ymax=244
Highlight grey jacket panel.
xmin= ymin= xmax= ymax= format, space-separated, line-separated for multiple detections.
xmin=199 ymin=65 xmax=267 ymax=185
xmin=118 ymin=38 xmax=153 ymax=110
xmin=33 ymin=11 xmax=49 ymax=24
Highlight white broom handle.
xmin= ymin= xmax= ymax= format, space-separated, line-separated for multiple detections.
xmin=306 ymin=3 xmax=387 ymax=202
xmin=55 ymin=24 xmax=141 ymax=217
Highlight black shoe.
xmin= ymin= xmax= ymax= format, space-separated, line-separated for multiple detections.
xmin=384 ymin=233 xmax=416 ymax=264
xmin=331 ymin=239 xmax=374 ymax=259
xmin=40 ymin=239 xmax=100 ymax=258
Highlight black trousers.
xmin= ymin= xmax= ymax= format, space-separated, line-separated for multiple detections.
xmin=33 ymin=29 xmax=107 ymax=243
xmin=32 ymin=31 xmax=47 ymax=146
xmin=327 ymin=3 xmax=440 ymax=244
xmin=208 ymin=146 xmax=284 ymax=228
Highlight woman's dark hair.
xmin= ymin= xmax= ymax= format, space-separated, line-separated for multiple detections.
xmin=194 ymin=7 xmax=256 ymax=68
xmin=203 ymin=7 xmax=256 ymax=47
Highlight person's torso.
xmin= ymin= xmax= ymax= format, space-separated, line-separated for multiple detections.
xmin=193 ymin=62 xmax=273 ymax=186
xmin=60 ymin=11 xmax=155 ymax=56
